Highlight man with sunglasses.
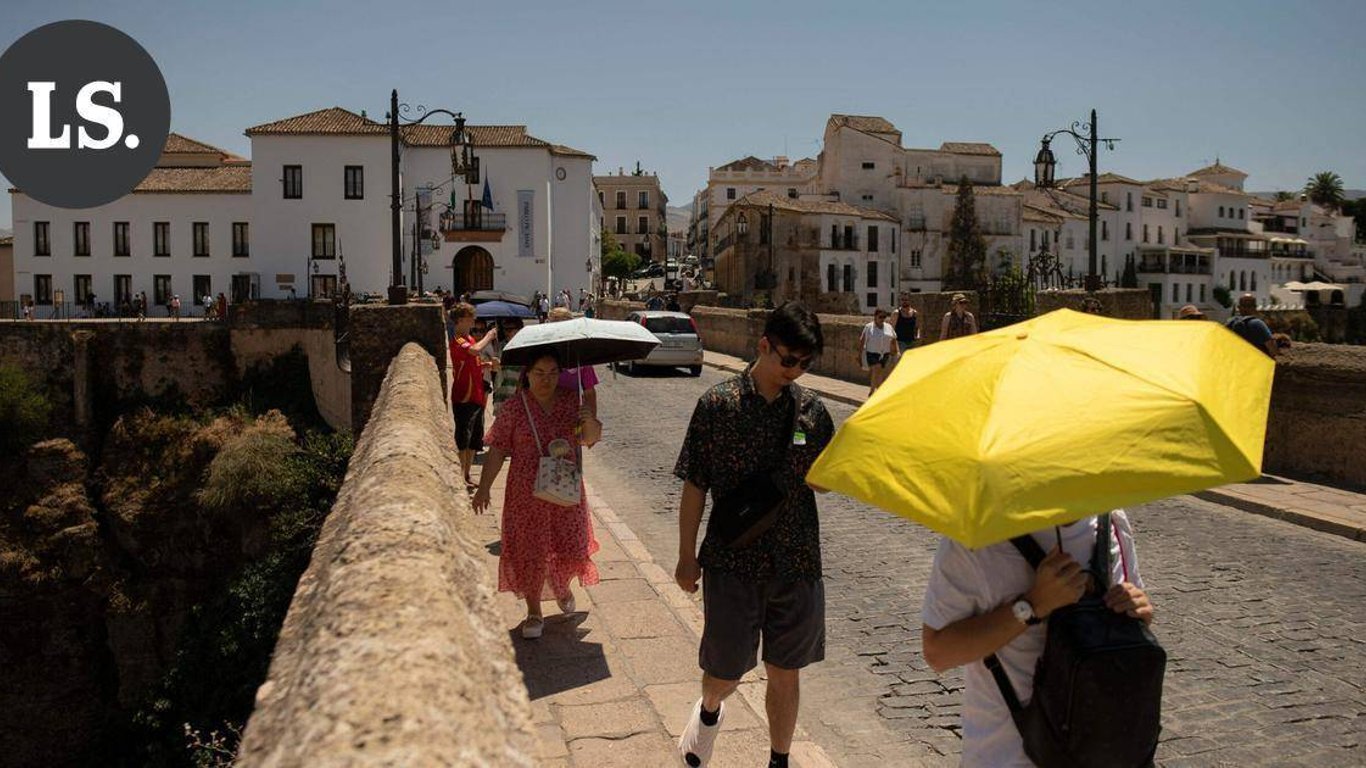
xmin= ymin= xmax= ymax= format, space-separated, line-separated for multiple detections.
xmin=674 ymin=301 xmax=835 ymax=768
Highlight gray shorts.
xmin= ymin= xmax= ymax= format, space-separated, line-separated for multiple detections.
xmin=699 ymin=570 xmax=825 ymax=680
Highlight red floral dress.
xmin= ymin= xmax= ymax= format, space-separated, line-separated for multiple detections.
xmin=485 ymin=390 xmax=600 ymax=600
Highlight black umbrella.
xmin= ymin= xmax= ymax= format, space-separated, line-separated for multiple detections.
xmin=468 ymin=290 xmax=532 ymax=307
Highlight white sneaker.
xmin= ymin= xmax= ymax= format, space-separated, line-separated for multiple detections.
xmin=678 ymin=698 xmax=723 ymax=767
xmin=557 ymin=593 xmax=576 ymax=614
xmin=521 ymin=615 xmax=544 ymax=639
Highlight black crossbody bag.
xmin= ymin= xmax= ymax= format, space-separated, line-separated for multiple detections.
xmin=985 ymin=515 xmax=1166 ymax=768
xmin=707 ymin=384 xmax=803 ymax=550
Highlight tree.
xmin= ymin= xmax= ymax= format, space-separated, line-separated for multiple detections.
xmin=944 ymin=176 xmax=988 ymax=291
xmin=602 ymin=249 xmax=641 ymax=280
xmin=1274 ymin=191 xmax=1296 ymax=202
xmin=1304 ymin=171 xmax=1345 ymax=211
xmin=0 ymin=364 xmax=51 ymax=454
xmin=1120 ymin=254 xmax=1139 ymax=288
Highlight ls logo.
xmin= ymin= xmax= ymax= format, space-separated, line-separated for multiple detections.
xmin=27 ymin=81 xmax=141 ymax=150
xmin=0 ymin=21 xmax=170 ymax=209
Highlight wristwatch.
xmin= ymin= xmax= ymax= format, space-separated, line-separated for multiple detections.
xmin=1011 ymin=597 xmax=1041 ymax=626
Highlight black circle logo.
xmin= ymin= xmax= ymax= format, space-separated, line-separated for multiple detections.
xmin=0 ymin=20 xmax=171 ymax=209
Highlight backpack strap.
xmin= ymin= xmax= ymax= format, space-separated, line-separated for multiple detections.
xmin=1091 ymin=513 xmax=1112 ymax=592
xmin=986 ymin=534 xmax=1047 ymax=715
xmin=1009 ymin=534 xmax=1047 ymax=569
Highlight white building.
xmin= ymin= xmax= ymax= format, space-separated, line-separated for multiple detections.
xmin=9 ymin=106 xmax=598 ymax=309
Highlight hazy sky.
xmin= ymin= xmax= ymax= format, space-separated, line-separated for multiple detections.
xmin=3 ymin=0 xmax=1364 ymax=230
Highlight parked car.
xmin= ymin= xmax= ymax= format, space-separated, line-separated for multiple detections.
xmin=619 ymin=310 xmax=704 ymax=376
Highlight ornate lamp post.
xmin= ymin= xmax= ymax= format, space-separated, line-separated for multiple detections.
xmin=388 ymin=89 xmax=473 ymax=305
xmin=1033 ymin=109 xmax=1120 ymax=293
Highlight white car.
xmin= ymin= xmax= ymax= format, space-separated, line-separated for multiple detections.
xmin=621 ymin=310 xmax=704 ymax=376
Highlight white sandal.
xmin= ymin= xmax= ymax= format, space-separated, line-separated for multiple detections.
xmin=521 ymin=615 xmax=544 ymax=639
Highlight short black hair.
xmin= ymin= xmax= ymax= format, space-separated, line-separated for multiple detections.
xmin=764 ymin=301 xmax=823 ymax=356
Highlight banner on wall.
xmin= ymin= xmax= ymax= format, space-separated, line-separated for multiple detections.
xmin=518 ymin=189 xmax=535 ymax=259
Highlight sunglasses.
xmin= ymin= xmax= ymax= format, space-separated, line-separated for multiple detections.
xmin=766 ymin=337 xmax=816 ymax=370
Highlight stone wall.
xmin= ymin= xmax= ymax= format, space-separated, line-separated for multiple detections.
xmin=1263 ymin=343 xmax=1366 ymax=488
xmin=237 ymin=343 xmax=535 ymax=767
xmin=1035 ymin=288 xmax=1153 ymax=320
xmin=348 ymin=304 xmax=447 ymax=434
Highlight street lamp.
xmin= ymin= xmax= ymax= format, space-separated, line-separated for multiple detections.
xmin=388 ymin=89 xmax=473 ymax=305
xmin=1034 ymin=109 xmax=1120 ymax=293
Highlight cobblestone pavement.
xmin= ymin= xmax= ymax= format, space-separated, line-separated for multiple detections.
xmin=584 ymin=365 xmax=1366 ymax=767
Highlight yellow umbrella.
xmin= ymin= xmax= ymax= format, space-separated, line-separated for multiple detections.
xmin=807 ymin=308 xmax=1274 ymax=548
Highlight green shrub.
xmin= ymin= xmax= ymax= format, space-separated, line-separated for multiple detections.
xmin=0 ymin=364 xmax=52 ymax=453
xmin=1212 ymin=285 xmax=1233 ymax=309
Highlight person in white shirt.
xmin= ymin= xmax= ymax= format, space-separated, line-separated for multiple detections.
xmin=858 ymin=308 xmax=898 ymax=396
xmin=920 ymin=513 xmax=1153 ymax=767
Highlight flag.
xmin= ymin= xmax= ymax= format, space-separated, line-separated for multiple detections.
xmin=482 ymin=178 xmax=493 ymax=210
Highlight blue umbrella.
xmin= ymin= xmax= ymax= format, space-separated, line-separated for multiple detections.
xmin=475 ymin=300 xmax=535 ymax=319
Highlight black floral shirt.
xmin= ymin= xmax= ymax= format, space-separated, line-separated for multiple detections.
xmin=674 ymin=370 xmax=834 ymax=581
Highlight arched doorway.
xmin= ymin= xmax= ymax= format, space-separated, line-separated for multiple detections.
xmin=452 ymin=246 xmax=494 ymax=296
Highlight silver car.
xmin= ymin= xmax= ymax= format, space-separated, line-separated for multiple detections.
xmin=621 ymin=310 xmax=704 ymax=376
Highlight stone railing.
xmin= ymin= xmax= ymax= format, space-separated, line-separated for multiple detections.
xmin=1263 ymin=343 xmax=1366 ymax=487
xmin=237 ymin=343 xmax=535 ymax=767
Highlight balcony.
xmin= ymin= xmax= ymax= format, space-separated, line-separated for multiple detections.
xmin=441 ymin=211 xmax=506 ymax=242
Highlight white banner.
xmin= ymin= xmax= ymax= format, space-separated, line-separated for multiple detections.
xmin=518 ymin=189 xmax=535 ymax=259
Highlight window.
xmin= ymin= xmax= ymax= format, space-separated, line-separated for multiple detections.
xmin=34 ymin=274 xmax=52 ymax=305
xmin=1199 ymin=284 xmax=1206 ymax=302
xmin=1251 ymin=272 xmax=1257 ymax=290
xmin=1101 ymin=191 xmax=1109 ymax=203
xmin=891 ymin=230 xmax=896 ymax=253
xmin=862 ymin=161 xmax=875 ymax=169
xmin=726 ymin=188 xmax=736 ymax=200
xmin=1031 ymin=229 xmax=1037 ymax=251
xmin=867 ymin=260 xmax=878 ymax=288
xmin=867 ymin=292 xmax=878 ymax=307
xmin=1175 ymin=228 xmax=1180 ymax=245
xmin=1172 ymin=283 xmax=1179 ymax=303
xmin=1185 ymin=283 xmax=1192 ymax=302
xmin=826 ymin=263 xmax=837 ymax=292
xmin=638 ymin=191 xmax=649 ymax=209
xmin=34 ymin=221 xmax=50 ymax=256
xmin=1143 ymin=224 xmax=1149 ymax=243
xmin=1239 ymin=271 xmax=1246 ymax=291
xmin=1142 ymin=196 xmax=1153 ymax=208
xmin=344 ymin=165 xmax=364 ymax=199
xmin=1125 ymin=222 xmax=1132 ymax=241
xmin=637 ymin=216 xmax=648 ymax=235
xmin=615 ymin=216 xmax=626 ymax=235
xmin=283 ymin=164 xmax=302 ymax=199
xmin=1175 ymin=200 xmax=1182 ymax=217
xmin=1126 ymin=192 xmax=1133 ymax=212
xmin=1042 ymin=230 xmax=1050 ymax=248
xmin=1067 ymin=233 xmax=1075 ymax=250
xmin=193 ymin=275 xmax=212 ymax=304
xmin=842 ymin=264 xmax=854 ymax=292
xmin=1157 ymin=198 xmax=1168 ymax=209
xmin=154 ymin=275 xmax=171 ymax=306
xmin=1219 ymin=206 xmax=1225 ymax=218
xmin=830 ymin=224 xmax=838 ymax=248
xmin=312 ymin=223 xmax=336 ymax=259
xmin=1229 ymin=271 xmax=1235 ymax=288
xmin=1239 ymin=208 xmax=1245 ymax=220
xmin=598 ymin=190 xmax=604 ymax=205
xmin=861 ymin=194 xmax=873 ymax=201
xmin=844 ymin=225 xmax=854 ymax=249
xmin=232 ymin=222 xmax=249 ymax=257
xmin=74 ymin=275 xmax=92 ymax=305
xmin=193 ymin=222 xmax=210 ymax=257
xmin=74 ymin=222 xmax=90 ymax=256
xmin=154 ymin=222 xmax=170 ymax=257
xmin=311 ymin=274 xmax=337 ymax=298
xmin=112 ymin=222 xmax=130 ymax=256
xmin=634 ymin=243 xmax=645 ymax=256
xmin=910 ymin=249 xmax=922 ymax=269
xmin=1158 ymin=226 xmax=1164 ymax=245
xmin=868 ymin=225 xmax=879 ymax=252
xmin=114 ymin=275 xmax=131 ymax=306
xmin=787 ymin=188 xmax=797 ymax=199
xmin=759 ymin=214 xmax=770 ymax=245
xmin=1101 ymin=221 xmax=1109 ymax=241
xmin=615 ymin=191 xmax=626 ymax=209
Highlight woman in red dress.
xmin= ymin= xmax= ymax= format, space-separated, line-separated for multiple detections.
xmin=473 ymin=349 xmax=603 ymax=639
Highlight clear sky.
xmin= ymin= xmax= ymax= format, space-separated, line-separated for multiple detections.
xmin=2 ymin=0 xmax=1364 ymax=230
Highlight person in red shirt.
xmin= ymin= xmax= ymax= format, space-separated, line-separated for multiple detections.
xmin=449 ymin=303 xmax=498 ymax=490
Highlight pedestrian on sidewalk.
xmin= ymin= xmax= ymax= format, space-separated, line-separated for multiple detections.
xmin=450 ymin=303 xmax=499 ymax=490
xmin=473 ymin=348 xmax=603 ymax=640
xmin=859 ymin=308 xmax=898 ymax=396
xmin=490 ymin=318 xmax=525 ymax=413
xmin=673 ymin=301 xmax=835 ymax=768
xmin=893 ymin=294 xmax=921 ymax=360
xmin=170 ymin=295 xmax=182 ymax=321
xmin=941 ymin=293 xmax=978 ymax=340
xmin=548 ymin=307 xmax=600 ymax=418
xmin=920 ymin=513 xmax=1154 ymax=767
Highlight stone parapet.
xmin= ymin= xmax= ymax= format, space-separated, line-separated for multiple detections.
xmin=237 ymin=343 xmax=535 ymax=767
xmin=1263 ymin=342 xmax=1366 ymax=487
xmin=348 ymin=304 xmax=446 ymax=433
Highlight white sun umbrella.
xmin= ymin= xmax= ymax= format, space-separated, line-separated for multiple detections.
xmin=500 ymin=317 xmax=661 ymax=402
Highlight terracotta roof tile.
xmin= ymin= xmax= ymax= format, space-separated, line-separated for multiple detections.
xmin=550 ymin=144 xmax=595 ymax=159
xmin=245 ymin=107 xmax=385 ymax=136
xmin=717 ymin=155 xmax=777 ymax=172
xmin=939 ymin=142 xmax=1001 ymax=157
xmin=1023 ymin=205 xmax=1065 ymax=224
xmin=163 ymin=133 xmax=229 ymax=154
xmin=829 ymin=114 xmax=900 ymax=135
xmin=1189 ymin=161 xmax=1247 ymax=178
xmin=726 ymin=189 xmax=897 ymax=221
xmin=132 ymin=165 xmax=252 ymax=194
xmin=0 ymin=235 xmax=13 ymax=246
xmin=1059 ymin=172 xmax=1144 ymax=187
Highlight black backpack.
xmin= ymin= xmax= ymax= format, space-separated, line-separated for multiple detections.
xmin=985 ymin=515 xmax=1166 ymax=768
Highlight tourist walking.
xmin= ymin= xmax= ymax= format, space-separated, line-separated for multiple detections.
xmin=940 ymin=293 xmax=978 ymax=340
xmin=170 ymin=295 xmax=182 ymax=321
xmin=859 ymin=308 xmax=898 ymax=396
xmin=547 ymin=307 xmax=599 ymax=417
xmin=473 ymin=348 xmax=602 ymax=639
xmin=893 ymin=294 xmax=921 ymax=358
xmin=490 ymin=319 xmax=525 ymax=412
xmin=449 ymin=303 xmax=499 ymax=490
xmin=136 ymin=291 xmax=147 ymax=322
xmin=673 ymin=301 xmax=835 ymax=768
xmin=216 ymin=293 xmax=228 ymax=322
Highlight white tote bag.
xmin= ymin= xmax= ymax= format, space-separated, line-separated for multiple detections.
xmin=522 ymin=393 xmax=581 ymax=507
